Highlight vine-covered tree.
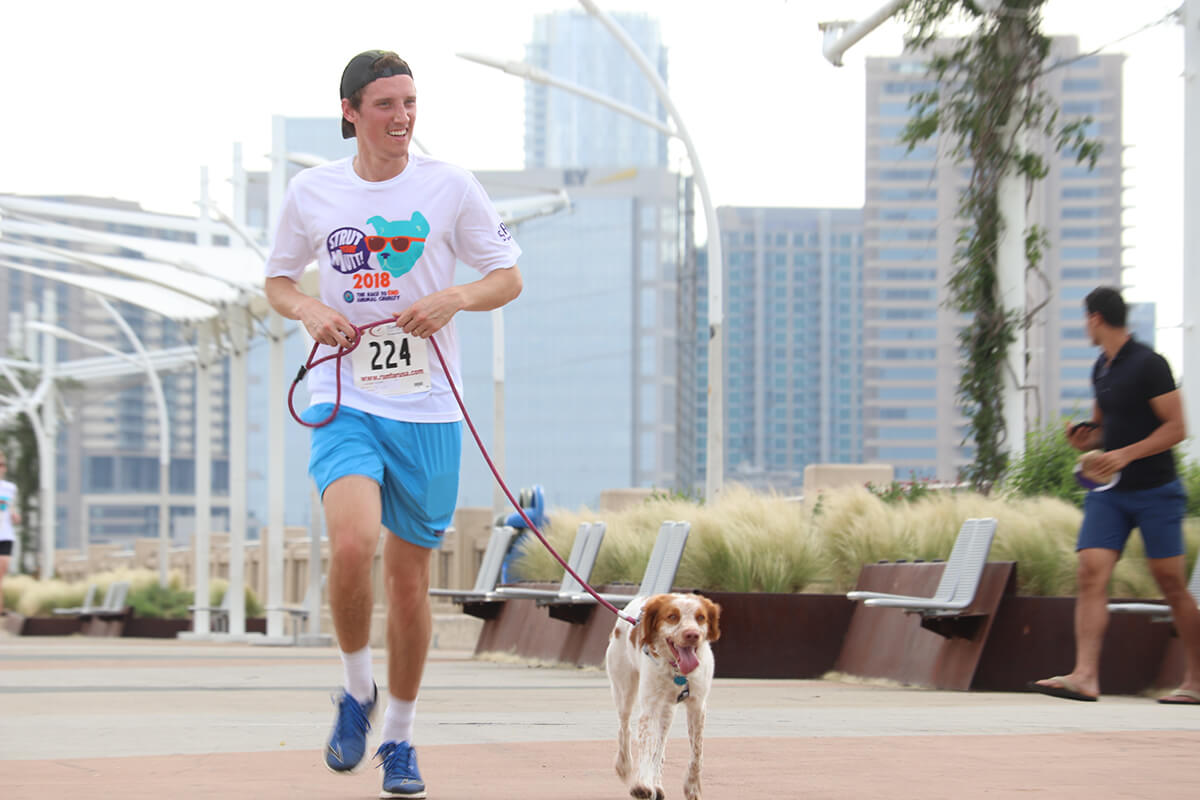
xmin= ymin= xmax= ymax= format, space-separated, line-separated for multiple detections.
xmin=0 ymin=401 xmax=40 ymax=574
xmin=899 ymin=0 xmax=1101 ymax=492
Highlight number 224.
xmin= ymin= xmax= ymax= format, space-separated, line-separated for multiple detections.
xmin=369 ymin=339 xmax=412 ymax=370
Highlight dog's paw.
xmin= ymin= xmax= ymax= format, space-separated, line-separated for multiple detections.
xmin=684 ymin=779 xmax=701 ymax=800
xmin=629 ymin=785 xmax=655 ymax=800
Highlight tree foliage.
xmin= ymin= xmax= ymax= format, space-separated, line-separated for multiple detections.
xmin=0 ymin=371 xmax=40 ymax=572
xmin=899 ymin=0 xmax=1102 ymax=492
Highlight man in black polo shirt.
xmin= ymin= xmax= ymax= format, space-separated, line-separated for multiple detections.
xmin=1030 ymin=286 xmax=1199 ymax=703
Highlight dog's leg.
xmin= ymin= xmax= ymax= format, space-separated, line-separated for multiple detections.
xmin=613 ymin=676 xmax=637 ymax=782
xmin=606 ymin=641 xmax=638 ymax=783
xmin=683 ymin=697 xmax=706 ymax=800
xmin=632 ymin=701 xmax=673 ymax=800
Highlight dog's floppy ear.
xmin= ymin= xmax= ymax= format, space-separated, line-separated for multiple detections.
xmin=638 ymin=595 xmax=667 ymax=648
xmin=701 ymin=596 xmax=721 ymax=642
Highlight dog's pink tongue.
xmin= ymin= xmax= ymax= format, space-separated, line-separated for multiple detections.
xmin=675 ymin=646 xmax=700 ymax=675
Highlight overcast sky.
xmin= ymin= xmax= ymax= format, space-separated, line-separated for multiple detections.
xmin=1 ymin=0 xmax=1187 ymax=366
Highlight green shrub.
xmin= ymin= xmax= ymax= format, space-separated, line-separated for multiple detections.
xmin=127 ymin=581 xmax=194 ymax=619
xmin=208 ymin=578 xmax=265 ymax=618
xmin=1004 ymin=416 xmax=1086 ymax=508
xmin=865 ymin=476 xmax=934 ymax=504
xmin=1178 ymin=457 xmax=1200 ymax=518
xmin=4 ymin=568 xmax=264 ymax=618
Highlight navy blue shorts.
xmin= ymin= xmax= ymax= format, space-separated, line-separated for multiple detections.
xmin=1077 ymin=479 xmax=1187 ymax=559
xmin=303 ymin=404 xmax=461 ymax=550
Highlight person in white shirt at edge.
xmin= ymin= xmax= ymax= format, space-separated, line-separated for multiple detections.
xmin=0 ymin=449 xmax=22 ymax=618
xmin=264 ymin=50 xmax=522 ymax=799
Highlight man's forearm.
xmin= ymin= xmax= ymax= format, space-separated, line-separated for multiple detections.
xmin=265 ymin=276 xmax=318 ymax=320
xmin=455 ymin=266 xmax=523 ymax=312
xmin=1119 ymin=419 xmax=1186 ymax=464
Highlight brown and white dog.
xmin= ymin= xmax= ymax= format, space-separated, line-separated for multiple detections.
xmin=605 ymin=592 xmax=721 ymax=800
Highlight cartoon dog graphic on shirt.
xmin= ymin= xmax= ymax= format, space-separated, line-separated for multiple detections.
xmin=366 ymin=212 xmax=428 ymax=278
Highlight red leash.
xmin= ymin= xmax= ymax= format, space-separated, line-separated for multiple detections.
xmin=289 ymin=319 xmax=638 ymax=626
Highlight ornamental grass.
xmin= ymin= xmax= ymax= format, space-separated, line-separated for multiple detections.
xmin=510 ymin=484 xmax=1199 ymax=598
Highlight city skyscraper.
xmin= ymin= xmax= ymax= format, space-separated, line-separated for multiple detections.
xmin=715 ymin=207 xmax=864 ymax=493
xmin=862 ymin=37 xmax=1126 ymax=480
xmin=524 ymin=9 xmax=669 ymax=169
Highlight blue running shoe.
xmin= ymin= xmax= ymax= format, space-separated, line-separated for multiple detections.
xmin=324 ymin=684 xmax=377 ymax=773
xmin=375 ymin=740 xmax=427 ymax=798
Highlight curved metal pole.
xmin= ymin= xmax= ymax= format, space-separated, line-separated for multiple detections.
xmin=93 ymin=296 xmax=173 ymax=587
xmin=819 ymin=0 xmax=908 ymax=67
xmin=577 ymin=0 xmax=724 ymax=497
xmin=39 ymin=289 xmax=57 ymax=580
xmin=457 ymin=52 xmax=676 ymax=136
xmin=25 ymin=323 xmax=144 ymax=364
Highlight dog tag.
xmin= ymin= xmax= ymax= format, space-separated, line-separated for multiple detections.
xmin=674 ymin=675 xmax=689 ymax=703
xmin=350 ymin=324 xmax=431 ymax=397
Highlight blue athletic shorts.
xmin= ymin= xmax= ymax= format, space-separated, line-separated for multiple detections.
xmin=1077 ymin=479 xmax=1187 ymax=559
xmin=303 ymin=404 xmax=461 ymax=550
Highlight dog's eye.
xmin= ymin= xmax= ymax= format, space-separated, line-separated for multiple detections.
xmin=666 ymin=613 xmax=680 ymax=623
xmin=696 ymin=614 xmax=706 ymax=623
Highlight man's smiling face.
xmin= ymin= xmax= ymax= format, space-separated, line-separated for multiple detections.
xmin=344 ymin=74 xmax=416 ymax=163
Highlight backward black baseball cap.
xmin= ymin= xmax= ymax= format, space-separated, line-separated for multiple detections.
xmin=339 ymin=50 xmax=413 ymax=139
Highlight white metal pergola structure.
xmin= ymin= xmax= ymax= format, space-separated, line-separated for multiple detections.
xmin=460 ymin=0 xmax=726 ymax=499
xmin=0 ymin=192 xmax=279 ymax=640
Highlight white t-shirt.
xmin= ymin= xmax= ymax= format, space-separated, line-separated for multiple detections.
xmin=264 ymin=154 xmax=521 ymax=422
xmin=0 ymin=479 xmax=16 ymax=542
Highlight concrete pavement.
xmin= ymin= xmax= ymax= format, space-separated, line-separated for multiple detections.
xmin=1 ymin=635 xmax=1199 ymax=799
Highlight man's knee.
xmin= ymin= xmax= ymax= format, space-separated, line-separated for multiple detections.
xmin=387 ymin=564 xmax=430 ymax=602
xmin=329 ymin=529 xmax=377 ymax=568
xmin=1076 ymin=549 xmax=1119 ymax=593
xmin=1148 ymin=557 xmax=1189 ymax=595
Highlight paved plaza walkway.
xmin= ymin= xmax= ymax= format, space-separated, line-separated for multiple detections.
xmin=2 ymin=635 xmax=1199 ymax=799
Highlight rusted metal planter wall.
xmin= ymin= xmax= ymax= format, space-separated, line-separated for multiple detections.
xmin=698 ymin=591 xmax=854 ymax=679
xmin=972 ymin=595 xmax=1175 ymax=694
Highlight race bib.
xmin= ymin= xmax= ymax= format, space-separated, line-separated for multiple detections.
xmin=350 ymin=324 xmax=432 ymax=397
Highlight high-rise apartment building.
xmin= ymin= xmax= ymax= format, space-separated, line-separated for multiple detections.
xmin=863 ymin=37 xmax=1125 ymax=480
xmin=715 ymin=208 xmax=864 ymax=492
xmin=524 ymin=10 xmax=668 ymax=169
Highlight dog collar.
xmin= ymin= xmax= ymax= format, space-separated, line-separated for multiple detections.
xmin=674 ymin=674 xmax=690 ymax=703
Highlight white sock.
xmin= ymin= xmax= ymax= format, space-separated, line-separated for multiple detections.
xmin=340 ymin=645 xmax=374 ymax=704
xmin=380 ymin=695 xmax=417 ymax=744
